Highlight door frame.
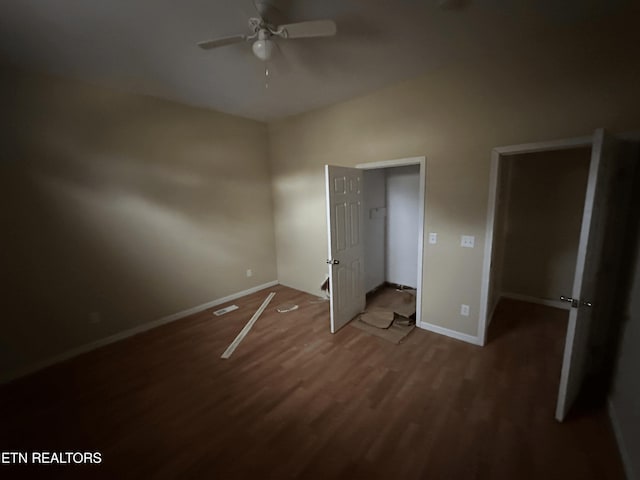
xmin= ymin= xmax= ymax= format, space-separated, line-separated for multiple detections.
xmin=478 ymin=136 xmax=593 ymax=346
xmin=356 ymin=156 xmax=426 ymax=325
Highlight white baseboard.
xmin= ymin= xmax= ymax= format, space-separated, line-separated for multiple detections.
xmin=608 ymin=398 xmax=637 ymax=480
xmin=1 ymin=280 xmax=279 ymax=384
xmin=419 ymin=321 xmax=483 ymax=346
xmin=500 ymin=292 xmax=570 ymax=311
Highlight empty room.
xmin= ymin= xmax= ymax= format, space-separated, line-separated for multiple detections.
xmin=1 ymin=0 xmax=639 ymax=478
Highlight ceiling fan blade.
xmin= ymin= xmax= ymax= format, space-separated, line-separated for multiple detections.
xmin=197 ymin=35 xmax=246 ymax=50
xmin=277 ymin=20 xmax=337 ymax=39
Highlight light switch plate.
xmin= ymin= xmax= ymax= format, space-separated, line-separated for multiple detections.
xmin=428 ymin=232 xmax=437 ymax=244
xmin=461 ymin=235 xmax=475 ymax=248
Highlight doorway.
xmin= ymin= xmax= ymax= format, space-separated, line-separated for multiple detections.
xmin=358 ymin=157 xmax=426 ymax=326
xmin=479 ymin=129 xmax=635 ymax=422
xmin=479 ymin=135 xmax=593 ymax=345
xmin=488 ymin=147 xmax=591 ymax=318
xmin=324 ymin=157 xmax=425 ymax=334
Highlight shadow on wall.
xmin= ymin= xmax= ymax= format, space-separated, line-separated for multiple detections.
xmin=0 ymin=68 xmax=276 ymax=376
xmin=583 ymin=140 xmax=640 ymax=405
xmin=500 ymin=149 xmax=591 ymax=301
xmin=270 ymin=162 xmax=333 ymax=295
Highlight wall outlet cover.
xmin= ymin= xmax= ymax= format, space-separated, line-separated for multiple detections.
xmin=428 ymin=232 xmax=437 ymax=244
xmin=461 ymin=235 xmax=475 ymax=248
xmin=461 ymin=304 xmax=470 ymax=316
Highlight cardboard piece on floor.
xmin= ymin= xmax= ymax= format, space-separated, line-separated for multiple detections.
xmin=359 ymin=310 xmax=394 ymax=329
xmin=350 ymin=316 xmax=415 ymax=344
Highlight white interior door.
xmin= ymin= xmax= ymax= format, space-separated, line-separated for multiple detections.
xmin=325 ymin=165 xmax=365 ymax=333
xmin=555 ymin=128 xmax=630 ymax=421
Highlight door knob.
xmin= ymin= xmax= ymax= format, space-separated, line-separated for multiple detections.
xmin=560 ymin=296 xmax=578 ymax=308
xmin=326 ymin=259 xmax=339 ymax=265
xmin=560 ymin=296 xmax=592 ymax=308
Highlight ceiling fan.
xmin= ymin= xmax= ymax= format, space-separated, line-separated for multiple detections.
xmin=197 ymin=2 xmax=337 ymax=61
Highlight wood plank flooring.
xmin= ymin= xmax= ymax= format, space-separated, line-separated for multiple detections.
xmin=0 ymin=286 xmax=625 ymax=479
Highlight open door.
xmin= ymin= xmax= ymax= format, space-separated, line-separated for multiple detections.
xmin=325 ymin=165 xmax=365 ymax=333
xmin=555 ymin=129 xmax=633 ymax=421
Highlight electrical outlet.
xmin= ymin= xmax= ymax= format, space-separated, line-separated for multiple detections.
xmin=246 ymin=269 xmax=253 ymax=277
xmin=460 ymin=304 xmax=470 ymax=316
xmin=428 ymin=232 xmax=437 ymax=244
xmin=460 ymin=235 xmax=475 ymax=248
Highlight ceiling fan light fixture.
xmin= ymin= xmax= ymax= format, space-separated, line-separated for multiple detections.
xmin=252 ymin=38 xmax=274 ymax=61
xmin=198 ymin=15 xmax=337 ymax=63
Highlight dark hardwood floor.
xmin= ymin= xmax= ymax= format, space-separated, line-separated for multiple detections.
xmin=0 ymin=286 xmax=625 ymax=479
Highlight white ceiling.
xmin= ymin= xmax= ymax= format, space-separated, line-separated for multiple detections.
xmin=0 ymin=0 xmax=634 ymax=121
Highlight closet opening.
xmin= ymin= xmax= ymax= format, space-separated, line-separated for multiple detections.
xmin=355 ymin=157 xmax=425 ymax=342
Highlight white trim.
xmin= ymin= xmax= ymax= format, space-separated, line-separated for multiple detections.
xmin=324 ymin=165 xmax=335 ymax=331
xmin=478 ymin=149 xmax=501 ymax=345
xmin=479 ymin=135 xmax=593 ymax=346
xmin=356 ymin=156 xmax=425 ymax=170
xmin=608 ymin=398 xmax=637 ymax=480
xmin=356 ymin=156 xmax=426 ymax=327
xmin=500 ymin=292 xmax=571 ymax=311
xmin=416 ymin=159 xmax=426 ymax=328
xmin=419 ymin=321 xmax=482 ymax=346
xmin=1 ymin=280 xmax=279 ymax=384
xmin=492 ymin=136 xmax=592 ymax=156
xmin=221 ymin=291 xmax=276 ymax=358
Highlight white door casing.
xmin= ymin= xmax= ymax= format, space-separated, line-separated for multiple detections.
xmin=479 ymin=136 xmax=593 ymax=345
xmin=555 ymin=128 xmax=628 ymax=421
xmin=356 ymin=156 xmax=426 ymax=328
xmin=325 ymin=165 xmax=365 ymax=333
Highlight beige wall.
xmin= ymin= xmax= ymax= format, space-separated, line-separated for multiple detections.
xmin=267 ymin=17 xmax=640 ymax=336
xmin=499 ymin=148 xmax=590 ymax=301
xmin=0 ymin=67 xmax=277 ymax=379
